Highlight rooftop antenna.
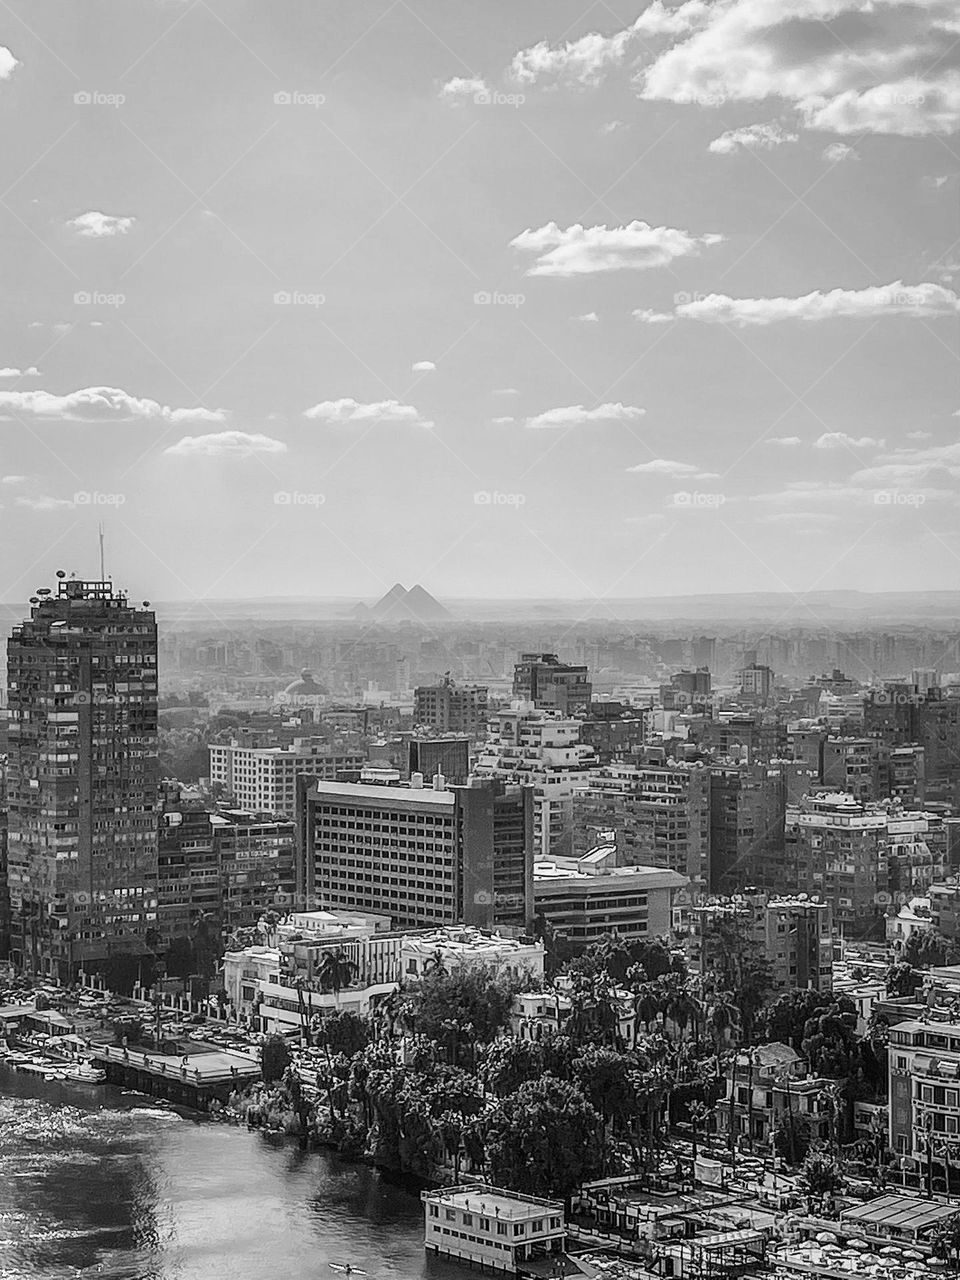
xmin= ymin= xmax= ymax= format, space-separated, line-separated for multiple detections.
xmin=98 ymin=523 xmax=105 ymax=581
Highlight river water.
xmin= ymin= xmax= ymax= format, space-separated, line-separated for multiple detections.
xmin=0 ymin=1067 xmax=465 ymax=1280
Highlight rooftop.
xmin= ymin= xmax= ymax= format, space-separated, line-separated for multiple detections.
xmin=423 ymin=1183 xmax=561 ymax=1220
xmin=842 ymin=1193 xmax=960 ymax=1231
xmin=308 ymin=780 xmax=456 ymax=805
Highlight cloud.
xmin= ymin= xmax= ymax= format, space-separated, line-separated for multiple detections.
xmin=814 ymin=432 xmax=885 ymax=450
xmin=635 ymin=0 xmax=960 ymax=138
xmin=764 ymin=436 xmax=802 ymax=446
xmin=0 ymin=47 xmax=17 ymax=79
xmin=510 ymin=2 xmax=709 ymax=86
xmin=675 ymin=281 xmax=960 ymax=326
xmin=822 ymin=142 xmax=858 ymax=162
xmin=304 ymin=397 xmax=433 ymax=428
xmin=491 ymin=416 xmax=515 ymax=424
xmin=2 ymin=475 xmax=26 ymax=485
xmin=16 ymin=495 xmax=74 ymax=511
xmin=627 ymin=458 xmax=717 ymax=478
xmin=439 ymin=76 xmax=489 ymax=103
xmin=600 ymin=120 xmax=626 ymax=134
xmin=0 ymin=366 xmax=39 ymax=378
xmin=511 ymin=221 xmax=722 ymax=277
xmin=908 ymin=431 xmax=932 ymax=440
xmin=633 ymin=308 xmax=676 ymax=324
xmin=493 ymin=388 xmax=519 ymax=396
xmin=575 ymin=312 xmax=599 ymax=323
xmin=164 ymin=431 xmax=287 ymax=458
xmin=0 ymin=386 xmax=226 ymax=424
xmin=525 ymin=403 xmax=645 ymax=430
xmin=412 ymin=360 xmax=436 ymax=372
xmin=67 ymin=211 xmax=135 ymax=238
xmin=708 ymin=121 xmax=798 ymax=154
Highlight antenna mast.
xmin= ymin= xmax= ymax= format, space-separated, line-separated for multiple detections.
xmin=98 ymin=523 xmax=105 ymax=581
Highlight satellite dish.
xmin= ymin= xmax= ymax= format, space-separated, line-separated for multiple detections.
xmin=29 ymin=597 xmax=38 ymax=604
xmin=143 ymin=601 xmax=150 ymax=607
xmin=56 ymin=570 xmax=65 ymax=579
xmin=37 ymin=588 xmax=50 ymax=596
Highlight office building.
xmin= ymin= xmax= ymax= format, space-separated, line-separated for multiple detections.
xmin=407 ymin=735 xmax=471 ymax=785
xmin=512 ymin=653 xmax=592 ymax=715
xmin=208 ymin=737 xmax=365 ymax=818
xmin=708 ymin=762 xmax=787 ymax=894
xmin=302 ymin=773 xmax=534 ymax=933
xmin=414 ymin=677 xmax=488 ymax=736
xmin=6 ymin=576 xmax=159 ymax=984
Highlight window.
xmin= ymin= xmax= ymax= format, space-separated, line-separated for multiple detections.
xmin=497 ymin=1223 xmax=507 ymax=1236
xmin=463 ymin=1214 xmax=473 ymax=1227
xmin=446 ymin=1209 xmax=456 ymax=1221
xmin=429 ymin=1206 xmax=438 ymax=1218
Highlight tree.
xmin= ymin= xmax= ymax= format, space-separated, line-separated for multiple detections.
xmin=798 ymin=1149 xmax=844 ymax=1210
xmin=397 ymin=961 xmax=523 ymax=1061
xmin=931 ymin=1217 xmax=960 ymax=1270
xmin=886 ymin=961 xmax=922 ymax=998
xmin=485 ymin=1076 xmax=603 ymax=1204
xmin=772 ymin=1111 xmax=813 ymax=1165
xmin=905 ymin=930 xmax=960 ymax=970
xmin=261 ymin=1033 xmax=292 ymax=1084
xmin=316 ymin=948 xmax=358 ymax=1001
xmin=800 ymin=999 xmax=859 ymax=1078
xmin=314 ymin=1009 xmax=369 ymax=1058
xmin=688 ymin=1100 xmax=711 ymax=1165
xmin=764 ymin=989 xmax=844 ymax=1051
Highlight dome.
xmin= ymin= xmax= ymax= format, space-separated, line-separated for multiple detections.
xmin=277 ymin=669 xmax=328 ymax=703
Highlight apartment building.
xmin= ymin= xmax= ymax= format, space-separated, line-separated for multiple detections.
xmin=413 ymin=678 xmax=488 ymax=736
xmin=512 ymin=653 xmax=592 ymax=715
xmin=572 ymin=761 xmax=711 ymax=888
xmin=474 ymin=704 xmax=598 ymax=859
xmin=889 ymin=1018 xmax=960 ymax=1159
xmin=208 ymin=737 xmax=365 ymax=818
xmin=533 ymin=857 xmax=687 ymax=945
xmin=688 ymin=892 xmax=833 ymax=992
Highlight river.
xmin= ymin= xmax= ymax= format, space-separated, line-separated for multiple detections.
xmin=0 ymin=1067 xmax=466 ymax=1280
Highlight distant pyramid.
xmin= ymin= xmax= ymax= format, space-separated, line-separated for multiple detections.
xmin=365 ymin=583 xmax=450 ymax=623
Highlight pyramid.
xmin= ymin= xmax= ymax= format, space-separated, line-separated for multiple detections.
xmin=368 ymin=583 xmax=450 ymax=622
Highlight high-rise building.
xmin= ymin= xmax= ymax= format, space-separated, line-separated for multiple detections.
xmin=661 ymin=669 xmax=711 ymax=711
xmin=688 ymin=892 xmax=833 ymax=992
xmin=533 ymin=859 xmax=687 ymax=946
xmin=208 ymin=737 xmax=365 ymax=817
xmin=7 ymin=576 xmax=159 ymax=984
xmin=413 ymin=677 xmax=488 ymax=736
xmin=301 ymin=773 xmax=534 ymax=933
xmin=513 ymin=653 xmax=592 ymax=715
xmin=865 ymin=685 xmax=960 ymax=805
xmin=708 ymin=762 xmax=787 ymax=894
xmin=739 ymin=663 xmax=774 ymax=706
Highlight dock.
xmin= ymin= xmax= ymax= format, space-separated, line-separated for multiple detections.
xmin=93 ymin=1043 xmax=260 ymax=1108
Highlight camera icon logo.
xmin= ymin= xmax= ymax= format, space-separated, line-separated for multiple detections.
xmin=273 ymin=291 xmax=291 ymax=305
xmin=473 ymin=490 xmax=492 ymax=504
xmin=274 ymin=91 xmax=292 ymax=105
xmin=473 ymin=291 xmax=491 ymax=305
xmin=74 ymin=91 xmax=91 ymax=105
xmin=74 ymin=291 xmax=91 ymax=305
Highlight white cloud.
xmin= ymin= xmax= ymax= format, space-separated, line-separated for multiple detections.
xmin=164 ymin=431 xmax=286 ymax=458
xmin=675 ymin=281 xmax=960 ymax=326
xmin=636 ymin=0 xmax=960 ymax=138
xmin=412 ymin=360 xmax=436 ymax=372
xmin=16 ymin=495 xmax=74 ymax=510
xmin=627 ymin=458 xmax=717 ymax=478
xmin=0 ymin=47 xmax=17 ymax=79
xmin=511 ymin=220 xmax=722 ymax=277
xmin=575 ymin=312 xmax=600 ymax=323
xmin=908 ymin=430 xmax=932 ymax=440
xmin=0 ymin=366 xmax=39 ymax=378
xmin=0 ymin=386 xmax=226 ymax=424
xmin=764 ymin=436 xmax=802 ymax=446
xmin=510 ymin=2 xmax=709 ymax=86
xmin=525 ymin=402 xmax=645 ymax=430
xmin=491 ymin=416 xmax=514 ymax=424
xmin=600 ymin=120 xmax=626 ymax=135
xmin=633 ymin=308 xmax=675 ymax=324
xmin=1 ymin=475 xmax=26 ymax=485
xmin=68 ymin=211 xmax=135 ymax=238
xmin=304 ymin=397 xmax=433 ymax=428
xmin=439 ymin=76 xmax=489 ymax=103
xmin=708 ymin=121 xmax=797 ymax=155
xmin=493 ymin=388 xmax=519 ymax=396
xmin=822 ymin=142 xmax=858 ymax=162
xmin=814 ymin=432 xmax=885 ymax=450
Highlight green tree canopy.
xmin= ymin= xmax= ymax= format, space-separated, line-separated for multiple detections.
xmin=485 ymin=1076 xmax=603 ymax=1201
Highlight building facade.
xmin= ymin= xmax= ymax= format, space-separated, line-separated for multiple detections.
xmin=208 ymin=737 xmax=365 ymax=817
xmin=6 ymin=577 xmax=159 ymax=984
xmin=512 ymin=653 xmax=592 ymax=715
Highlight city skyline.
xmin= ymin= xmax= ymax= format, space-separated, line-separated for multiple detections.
xmin=0 ymin=1 xmax=957 ymax=605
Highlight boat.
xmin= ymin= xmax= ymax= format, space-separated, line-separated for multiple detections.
xmin=329 ymin=1265 xmax=368 ymax=1276
xmin=65 ymin=1064 xmax=106 ymax=1084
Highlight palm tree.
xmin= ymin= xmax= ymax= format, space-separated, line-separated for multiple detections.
xmin=689 ymin=1099 xmax=711 ymax=1168
xmin=316 ymin=948 xmax=358 ymax=1005
xmin=707 ymin=991 xmax=741 ymax=1075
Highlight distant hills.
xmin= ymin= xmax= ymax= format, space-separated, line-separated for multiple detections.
xmin=353 ymin=583 xmax=451 ymax=624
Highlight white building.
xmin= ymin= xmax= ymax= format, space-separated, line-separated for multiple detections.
xmin=511 ymin=986 xmax=638 ymax=1048
xmin=400 ymin=926 xmax=545 ymax=983
xmin=422 ymin=1184 xmax=565 ymax=1274
xmin=473 ymin=702 xmax=598 ymax=858
xmin=533 ymin=858 xmax=687 ymax=945
xmin=208 ymin=737 xmax=365 ymax=818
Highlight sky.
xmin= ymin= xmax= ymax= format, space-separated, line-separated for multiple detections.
xmin=0 ymin=0 xmax=958 ymax=607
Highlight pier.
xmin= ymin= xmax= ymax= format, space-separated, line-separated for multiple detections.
xmin=93 ymin=1044 xmax=260 ymax=1109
